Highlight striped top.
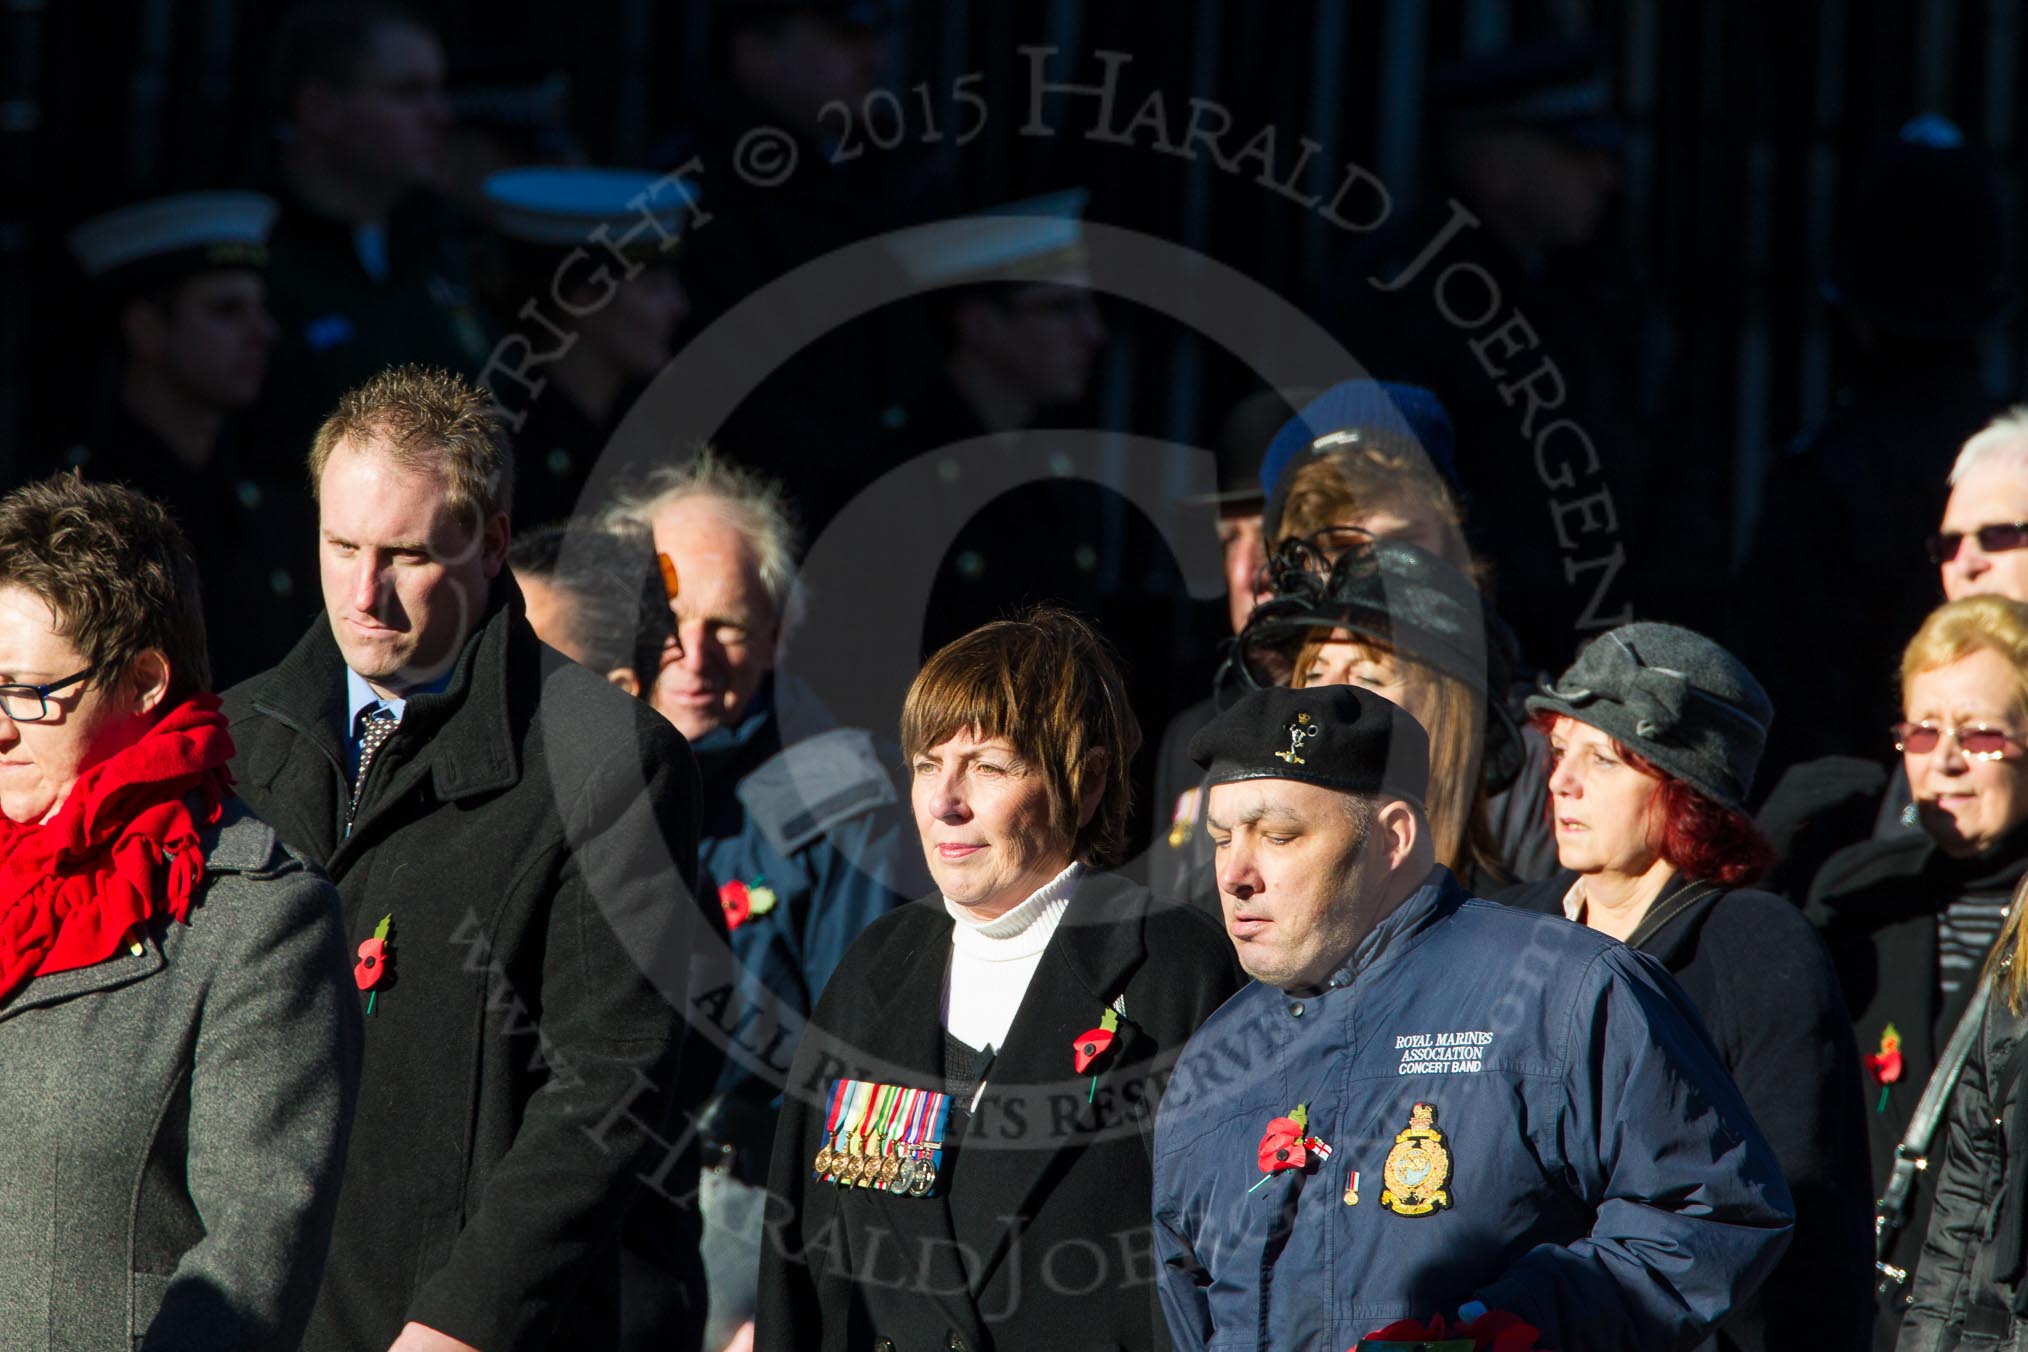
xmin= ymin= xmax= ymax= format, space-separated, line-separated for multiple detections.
xmin=1938 ymin=894 xmax=2011 ymax=997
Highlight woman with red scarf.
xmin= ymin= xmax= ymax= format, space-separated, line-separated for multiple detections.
xmin=0 ymin=474 xmax=358 ymax=1349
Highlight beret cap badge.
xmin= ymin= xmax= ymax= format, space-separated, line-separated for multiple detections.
xmin=1275 ymin=712 xmax=1318 ymax=765
xmin=1190 ymin=685 xmax=1432 ymax=804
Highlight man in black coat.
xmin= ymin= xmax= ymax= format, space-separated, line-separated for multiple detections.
xmin=223 ymin=365 xmax=717 ymax=1352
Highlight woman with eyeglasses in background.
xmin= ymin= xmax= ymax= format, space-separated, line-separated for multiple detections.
xmin=1809 ymin=594 xmax=2028 ymax=1348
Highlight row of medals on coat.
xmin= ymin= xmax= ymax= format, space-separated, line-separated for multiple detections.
xmin=813 ymin=1079 xmax=951 ymax=1198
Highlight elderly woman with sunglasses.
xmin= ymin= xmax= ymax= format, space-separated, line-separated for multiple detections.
xmin=0 ymin=475 xmax=358 ymax=1349
xmin=1498 ymin=623 xmax=1875 ymax=1352
xmin=1809 ymin=594 xmax=2028 ymax=1348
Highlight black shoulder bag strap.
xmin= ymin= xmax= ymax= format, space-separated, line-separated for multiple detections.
xmin=1877 ymin=978 xmax=1994 ymax=1296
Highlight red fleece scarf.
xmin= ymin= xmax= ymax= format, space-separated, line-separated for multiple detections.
xmin=0 ymin=694 xmax=235 ymax=1005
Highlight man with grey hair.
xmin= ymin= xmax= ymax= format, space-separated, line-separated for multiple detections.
xmin=608 ymin=450 xmax=915 ymax=1352
xmin=608 ymin=451 xmax=801 ymax=744
xmin=1763 ymin=406 xmax=2028 ymax=889
xmin=1936 ymin=407 xmax=2028 ymax=603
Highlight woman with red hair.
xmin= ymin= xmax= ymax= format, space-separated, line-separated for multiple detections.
xmin=1501 ymin=622 xmax=1874 ymax=1352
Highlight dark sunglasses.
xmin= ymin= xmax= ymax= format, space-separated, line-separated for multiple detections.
xmin=1892 ymin=720 xmax=2023 ymax=761
xmin=1926 ymin=522 xmax=2028 ymax=565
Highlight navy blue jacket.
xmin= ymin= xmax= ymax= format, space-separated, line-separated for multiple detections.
xmin=1152 ymin=870 xmax=1794 ymax=1351
xmin=692 ymin=684 xmax=918 ymax=1174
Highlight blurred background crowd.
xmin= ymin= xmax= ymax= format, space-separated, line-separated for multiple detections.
xmin=5 ymin=0 xmax=2026 ymax=807
xmin=8 ymin=2 xmax=2028 ymax=1347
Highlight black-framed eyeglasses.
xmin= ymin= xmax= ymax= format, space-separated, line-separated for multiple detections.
xmin=1892 ymin=719 xmax=2024 ymax=761
xmin=1926 ymin=522 xmax=2028 ymax=565
xmin=0 ymin=666 xmax=96 ymax=723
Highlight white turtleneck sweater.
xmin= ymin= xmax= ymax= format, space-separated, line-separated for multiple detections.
xmin=940 ymin=861 xmax=1082 ymax=1053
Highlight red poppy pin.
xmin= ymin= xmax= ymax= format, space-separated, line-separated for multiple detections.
xmin=1073 ymin=1008 xmax=1121 ymax=1102
xmin=1250 ymin=1102 xmax=1332 ymax=1192
xmin=354 ymin=913 xmax=393 ymax=1015
xmin=719 ymin=876 xmax=779 ymax=932
xmin=1866 ymin=1023 xmax=1904 ymax=1113
xmin=720 ymin=879 xmax=751 ymax=930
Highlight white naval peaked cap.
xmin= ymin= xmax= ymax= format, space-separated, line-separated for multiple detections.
xmin=67 ymin=190 xmax=278 ymax=280
xmin=887 ymin=188 xmax=1091 ymax=289
xmin=482 ymin=166 xmax=699 ymax=247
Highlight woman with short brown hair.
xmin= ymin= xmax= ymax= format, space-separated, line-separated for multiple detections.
xmin=0 ymin=473 xmax=358 ymax=1349
xmin=759 ymin=608 xmax=1238 ymax=1352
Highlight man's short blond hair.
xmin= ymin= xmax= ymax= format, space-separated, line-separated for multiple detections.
xmin=309 ymin=364 xmax=513 ymax=530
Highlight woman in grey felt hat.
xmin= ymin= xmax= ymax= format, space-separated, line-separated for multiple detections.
xmin=1500 ymin=621 xmax=1875 ymax=1352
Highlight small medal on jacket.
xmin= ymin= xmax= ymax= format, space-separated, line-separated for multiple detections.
xmin=1343 ymin=1169 xmax=1360 ymax=1206
xmin=855 ymin=1084 xmax=895 ymax=1188
xmin=813 ymin=1079 xmax=853 ymax=1181
xmin=876 ymin=1087 xmax=916 ymax=1192
xmin=907 ymin=1089 xmax=950 ymax=1196
xmin=840 ymin=1082 xmax=871 ymax=1187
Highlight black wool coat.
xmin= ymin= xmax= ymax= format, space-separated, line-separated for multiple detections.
xmin=1806 ymin=827 xmax=2028 ymax=1350
xmin=223 ymin=580 xmax=716 ymax=1352
xmin=1503 ymin=871 xmax=1876 ymax=1352
xmin=756 ymin=872 xmax=1241 ymax=1352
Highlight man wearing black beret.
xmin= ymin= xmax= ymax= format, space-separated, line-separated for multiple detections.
xmin=1150 ymin=684 xmax=1796 ymax=1351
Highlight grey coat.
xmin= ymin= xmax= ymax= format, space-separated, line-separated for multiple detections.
xmin=0 ymin=799 xmax=360 ymax=1350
